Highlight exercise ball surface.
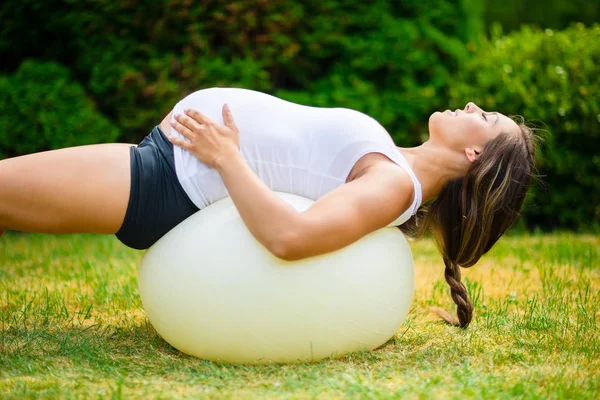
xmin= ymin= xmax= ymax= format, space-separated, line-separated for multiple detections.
xmin=138 ymin=192 xmax=414 ymax=364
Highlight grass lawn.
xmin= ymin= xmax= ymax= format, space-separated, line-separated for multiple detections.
xmin=1 ymin=232 xmax=598 ymax=399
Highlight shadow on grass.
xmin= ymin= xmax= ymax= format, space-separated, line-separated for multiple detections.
xmin=1 ymin=322 xmax=196 ymax=373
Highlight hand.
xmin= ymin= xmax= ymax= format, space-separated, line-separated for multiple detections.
xmin=168 ymin=104 xmax=240 ymax=169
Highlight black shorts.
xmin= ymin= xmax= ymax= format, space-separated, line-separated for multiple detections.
xmin=115 ymin=126 xmax=199 ymax=250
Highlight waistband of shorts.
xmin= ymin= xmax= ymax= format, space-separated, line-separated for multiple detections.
xmin=115 ymin=125 xmax=199 ymax=250
xmin=146 ymin=125 xmax=177 ymax=171
xmin=150 ymin=125 xmax=198 ymax=211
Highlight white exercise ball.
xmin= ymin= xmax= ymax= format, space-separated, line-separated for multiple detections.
xmin=138 ymin=192 xmax=415 ymax=364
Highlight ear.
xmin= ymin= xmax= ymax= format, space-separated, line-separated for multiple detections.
xmin=464 ymin=147 xmax=482 ymax=163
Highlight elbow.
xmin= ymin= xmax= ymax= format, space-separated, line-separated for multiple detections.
xmin=269 ymin=233 xmax=303 ymax=262
xmin=269 ymin=239 xmax=291 ymax=261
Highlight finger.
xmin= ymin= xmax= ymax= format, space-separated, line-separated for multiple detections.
xmin=167 ymin=134 xmax=192 ymax=150
xmin=222 ymin=104 xmax=239 ymax=132
xmin=170 ymin=119 xmax=195 ymax=140
xmin=185 ymin=109 xmax=215 ymax=126
xmin=175 ymin=113 xmax=204 ymax=133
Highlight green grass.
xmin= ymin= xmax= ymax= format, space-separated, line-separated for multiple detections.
xmin=0 ymin=232 xmax=598 ymax=399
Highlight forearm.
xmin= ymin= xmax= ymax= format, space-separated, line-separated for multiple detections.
xmin=215 ymin=152 xmax=300 ymax=255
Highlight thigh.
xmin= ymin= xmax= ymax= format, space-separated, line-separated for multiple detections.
xmin=0 ymin=144 xmax=133 ymax=234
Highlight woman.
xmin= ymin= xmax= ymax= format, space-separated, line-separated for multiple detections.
xmin=0 ymin=87 xmax=536 ymax=328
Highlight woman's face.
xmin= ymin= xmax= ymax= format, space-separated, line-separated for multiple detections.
xmin=429 ymin=102 xmax=520 ymax=159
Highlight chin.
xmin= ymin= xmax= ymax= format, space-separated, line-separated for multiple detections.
xmin=428 ymin=111 xmax=449 ymax=142
xmin=428 ymin=110 xmax=444 ymax=128
xmin=429 ymin=110 xmax=447 ymax=122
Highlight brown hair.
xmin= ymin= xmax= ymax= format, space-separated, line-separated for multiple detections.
xmin=400 ymin=117 xmax=537 ymax=328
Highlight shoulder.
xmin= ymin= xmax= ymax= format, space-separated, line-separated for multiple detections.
xmin=354 ymin=159 xmax=415 ymax=211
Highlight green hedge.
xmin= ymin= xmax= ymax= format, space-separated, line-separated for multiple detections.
xmin=484 ymin=0 xmax=599 ymax=33
xmin=447 ymin=23 xmax=600 ymax=230
xmin=2 ymin=1 xmax=596 ymax=230
xmin=0 ymin=0 xmax=483 ymax=144
xmin=0 ymin=60 xmax=119 ymax=158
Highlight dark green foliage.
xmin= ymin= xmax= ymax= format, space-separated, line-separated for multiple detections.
xmin=0 ymin=60 xmax=119 ymax=158
xmin=448 ymin=24 xmax=600 ymax=230
xmin=0 ymin=0 xmax=484 ymax=144
xmin=483 ymin=0 xmax=600 ymax=33
xmin=1 ymin=1 xmax=596 ymax=230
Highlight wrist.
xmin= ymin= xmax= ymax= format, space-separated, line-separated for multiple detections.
xmin=215 ymin=148 xmax=242 ymax=172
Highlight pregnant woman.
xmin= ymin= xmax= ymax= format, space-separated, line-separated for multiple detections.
xmin=0 ymin=87 xmax=536 ymax=328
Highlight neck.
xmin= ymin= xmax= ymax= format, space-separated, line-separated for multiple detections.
xmin=396 ymin=140 xmax=469 ymax=203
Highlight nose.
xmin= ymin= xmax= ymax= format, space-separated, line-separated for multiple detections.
xmin=465 ymin=102 xmax=483 ymax=113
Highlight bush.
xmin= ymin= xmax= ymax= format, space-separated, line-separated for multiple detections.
xmin=483 ymin=0 xmax=600 ymax=33
xmin=447 ymin=23 xmax=600 ymax=230
xmin=0 ymin=60 xmax=119 ymax=158
xmin=0 ymin=0 xmax=484 ymax=144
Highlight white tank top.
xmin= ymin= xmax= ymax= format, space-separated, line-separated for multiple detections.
xmin=170 ymin=88 xmax=422 ymax=227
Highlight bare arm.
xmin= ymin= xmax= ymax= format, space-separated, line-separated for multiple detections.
xmin=168 ymin=106 xmax=412 ymax=261
xmin=215 ymin=151 xmax=304 ymax=257
xmin=217 ymin=157 xmax=412 ymax=261
xmin=281 ymin=167 xmax=413 ymax=261
xmin=168 ymin=105 xmax=302 ymax=256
